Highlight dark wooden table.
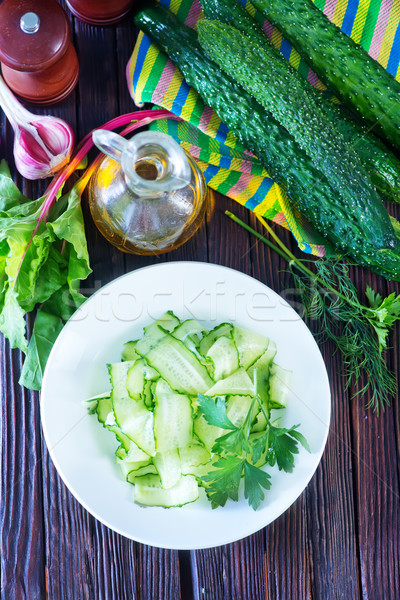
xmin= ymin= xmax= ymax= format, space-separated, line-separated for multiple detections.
xmin=1 ymin=4 xmax=399 ymax=599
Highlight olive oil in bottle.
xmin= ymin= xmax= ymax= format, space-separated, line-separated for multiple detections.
xmin=89 ymin=130 xmax=207 ymax=255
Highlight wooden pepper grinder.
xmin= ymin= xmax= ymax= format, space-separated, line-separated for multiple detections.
xmin=0 ymin=0 xmax=79 ymax=105
xmin=66 ymin=0 xmax=134 ymax=26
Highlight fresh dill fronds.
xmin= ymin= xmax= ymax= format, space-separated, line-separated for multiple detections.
xmin=226 ymin=210 xmax=400 ymax=413
xmin=290 ymin=259 xmax=398 ymax=411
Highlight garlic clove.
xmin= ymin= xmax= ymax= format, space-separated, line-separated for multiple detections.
xmin=18 ymin=127 xmax=52 ymax=165
xmin=34 ymin=117 xmax=75 ymax=156
xmin=13 ymin=117 xmax=74 ymax=180
xmin=0 ymin=75 xmax=75 ymax=180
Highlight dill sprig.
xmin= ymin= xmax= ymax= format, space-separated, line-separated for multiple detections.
xmin=226 ymin=211 xmax=400 ymax=413
xmin=289 ymin=259 xmax=398 ymax=411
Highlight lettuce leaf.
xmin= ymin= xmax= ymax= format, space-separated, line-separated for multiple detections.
xmin=0 ymin=159 xmax=92 ymax=390
xmin=0 ymin=160 xmax=30 ymax=210
xmin=19 ymin=309 xmax=64 ymax=390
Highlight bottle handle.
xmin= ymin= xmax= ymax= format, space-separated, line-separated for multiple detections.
xmin=92 ymin=129 xmax=127 ymax=163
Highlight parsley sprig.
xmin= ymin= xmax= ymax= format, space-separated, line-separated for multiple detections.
xmin=197 ymin=385 xmax=310 ymax=510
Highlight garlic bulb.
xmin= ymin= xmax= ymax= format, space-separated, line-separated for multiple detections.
xmin=0 ymin=76 xmax=74 ymax=180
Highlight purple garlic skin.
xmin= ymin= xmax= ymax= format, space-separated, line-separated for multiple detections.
xmin=14 ymin=116 xmax=75 ymax=180
xmin=0 ymin=75 xmax=75 ymax=180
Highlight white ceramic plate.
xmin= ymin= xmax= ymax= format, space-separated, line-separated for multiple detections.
xmin=41 ymin=261 xmax=331 ymax=549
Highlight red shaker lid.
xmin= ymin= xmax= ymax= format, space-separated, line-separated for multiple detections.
xmin=0 ymin=0 xmax=71 ymax=72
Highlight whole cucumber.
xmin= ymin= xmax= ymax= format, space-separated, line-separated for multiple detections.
xmin=199 ymin=0 xmax=400 ymax=203
xmin=200 ymin=0 xmax=267 ymax=46
xmin=135 ymin=4 xmax=400 ymax=280
xmin=197 ymin=19 xmax=394 ymax=231
xmin=251 ymin=0 xmax=400 ymax=151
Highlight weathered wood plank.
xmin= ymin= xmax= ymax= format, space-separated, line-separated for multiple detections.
xmin=192 ymin=534 xmax=267 ymax=600
xmin=264 ymin=500 xmax=312 ymax=600
xmin=0 ymin=337 xmax=46 ymax=600
xmin=351 ymin=400 xmax=400 ymax=600
xmin=115 ymin=18 xmax=139 ymax=114
xmin=348 ymin=264 xmax=400 ymax=600
xmin=306 ymin=342 xmax=360 ymax=600
xmin=133 ymin=544 xmax=181 ymax=600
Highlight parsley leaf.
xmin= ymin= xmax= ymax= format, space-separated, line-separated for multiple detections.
xmin=243 ymin=461 xmax=271 ymax=510
xmin=365 ymin=287 xmax=400 ymax=350
xmin=289 ymin=429 xmax=311 ymax=453
xmin=249 ymin=431 xmax=269 ymax=465
xmin=202 ymin=456 xmax=244 ymax=508
xmin=197 ymin=393 xmax=309 ymax=510
xmin=365 ymin=285 xmax=382 ymax=309
xmin=212 ymin=428 xmax=248 ymax=455
xmin=266 ymin=425 xmax=308 ymax=472
xmin=197 ymin=394 xmax=237 ymax=429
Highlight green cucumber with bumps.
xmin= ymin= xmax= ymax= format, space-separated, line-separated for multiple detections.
xmin=200 ymin=0 xmax=268 ymax=47
xmin=135 ymin=4 xmax=400 ymax=280
xmin=199 ymin=0 xmax=400 ymax=203
xmin=198 ymin=19 xmax=386 ymax=224
xmin=251 ymin=0 xmax=400 ymax=151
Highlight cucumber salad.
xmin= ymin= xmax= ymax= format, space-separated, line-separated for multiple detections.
xmin=87 ymin=311 xmax=309 ymax=510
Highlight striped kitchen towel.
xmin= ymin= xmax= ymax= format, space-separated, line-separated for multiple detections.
xmin=127 ymin=0 xmax=400 ymax=257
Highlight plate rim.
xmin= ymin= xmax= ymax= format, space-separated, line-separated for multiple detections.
xmin=40 ymin=260 xmax=331 ymax=549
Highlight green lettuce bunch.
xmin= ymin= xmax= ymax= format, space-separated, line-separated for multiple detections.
xmin=0 ymin=160 xmax=91 ymax=390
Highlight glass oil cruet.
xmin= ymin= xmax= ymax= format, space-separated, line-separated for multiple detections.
xmin=89 ymin=130 xmax=207 ymax=255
